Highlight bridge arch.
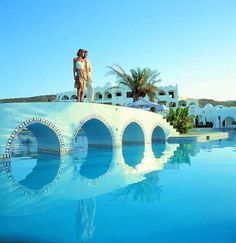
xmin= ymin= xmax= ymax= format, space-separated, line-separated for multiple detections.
xmin=5 ymin=153 xmax=63 ymax=196
xmin=151 ymin=124 xmax=166 ymax=142
xmin=71 ymin=115 xmax=115 ymax=148
xmin=121 ymin=121 xmax=145 ymax=168
xmin=71 ymin=115 xmax=114 ymax=180
xmin=121 ymin=120 xmax=146 ymax=144
xmin=5 ymin=117 xmax=65 ymax=156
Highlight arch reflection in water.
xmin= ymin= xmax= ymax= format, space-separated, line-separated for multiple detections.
xmin=11 ymin=153 xmax=61 ymax=190
xmin=152 ymin=142 xmax=166 ymax=159
xmin=122 ymin=122 xmax=145 ymax=167
xmin=151 ymin=125 xmax=166 ymax=159
xmin=10 ymin=129 xmax=61 ymax=190
xmin=74 ymin=118 xmax=113 ymax=179
xmin=77 ymin=146 xmax=113 ymax=179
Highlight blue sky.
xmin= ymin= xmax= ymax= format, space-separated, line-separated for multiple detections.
xmin=0 ymin=0 xmax=235 ymax=100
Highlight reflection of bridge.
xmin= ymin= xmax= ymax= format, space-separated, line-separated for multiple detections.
xmin=0 ymin=143 xmax=178 ymax=217
xmin=1 ymin=137 xmax=235 ymax=216
xmin=0 ymin=103 xmax=178 ymax=158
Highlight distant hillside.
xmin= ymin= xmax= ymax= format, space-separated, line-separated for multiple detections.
xmin=0 ymin=95 xmax=56 ymax=103
xmin=198 ymin=99 xmax=236 ymax=107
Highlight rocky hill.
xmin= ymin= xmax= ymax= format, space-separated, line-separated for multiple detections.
xmin=198 ymin=99 xmax=236 ymax=107
xmin=0 ymin=95 xmax=56 ymax=103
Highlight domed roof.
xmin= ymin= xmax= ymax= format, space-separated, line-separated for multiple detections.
xmin=204 ymin=103 xmax=213 ymax=109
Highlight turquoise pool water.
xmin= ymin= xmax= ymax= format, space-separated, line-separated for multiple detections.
xmin=0 ymin=137 xmax=236 ymax=243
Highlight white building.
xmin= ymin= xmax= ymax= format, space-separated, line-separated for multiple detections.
xmin=179 ymin=99 xmax=199 ymax=108
xmin=56 ymin=82 xmax=179 ymax=108
xmin=188 ymin=102 xmax=236 ymax=129
xmin=56 ymin=83 xmax=236 ymax=129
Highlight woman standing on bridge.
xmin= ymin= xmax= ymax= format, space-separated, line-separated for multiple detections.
xmin=73 ymin=49 xmax=87 ymax=102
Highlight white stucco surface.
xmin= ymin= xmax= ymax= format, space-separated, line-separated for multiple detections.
xmin=0 ymin=102 xmax=178 ymax=157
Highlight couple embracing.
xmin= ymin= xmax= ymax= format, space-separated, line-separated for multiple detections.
xmin=73 ymin=49 xmax=94 ymax=102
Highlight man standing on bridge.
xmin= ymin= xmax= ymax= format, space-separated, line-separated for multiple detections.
xmin=83 ymin=50 xmax=94 ymax=102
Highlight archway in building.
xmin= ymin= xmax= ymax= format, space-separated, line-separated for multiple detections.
xmin=95 ymin=92 xmax=103 ymax=100
xmin=62 ymin=95 xmax=69 ymax=100
xmin=70 ymin=95 xmax=77 ymax=100
xmin=158 ymin=90 xmax=166 ymax=96
xmin=179 ymin=100 xmax=187 ymax=107
xmin=222 ymin=116 xmax=236 ymax=128
xmin=104 ymin=91 xmax=112 ymax=99
xmin=169 ymin=102 xmax=176 ymax=108
xmin=195 ymin=115 xmax=199 ymax=127
xmin=122 ymin=122 xmax=145 ymax=168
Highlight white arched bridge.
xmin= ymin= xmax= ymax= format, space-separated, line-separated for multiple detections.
xmin=0 ymin=103 xmax=179 ymax=159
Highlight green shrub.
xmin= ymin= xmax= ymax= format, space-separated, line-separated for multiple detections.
xmin=167 ymin=107 xmax=193 ymax=134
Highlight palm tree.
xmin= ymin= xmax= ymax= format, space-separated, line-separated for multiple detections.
xmin=107 ymin=64 xmax=161 ymax=101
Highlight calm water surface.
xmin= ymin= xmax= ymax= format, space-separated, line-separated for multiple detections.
xmin=0 ymin=135 xmax=236 ymax=243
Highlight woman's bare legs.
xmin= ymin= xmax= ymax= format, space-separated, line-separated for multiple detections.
xmin=77 ymin=83 xmax=83 ymax=102
xmin=80 ymin=88 xmax=84 ymax=102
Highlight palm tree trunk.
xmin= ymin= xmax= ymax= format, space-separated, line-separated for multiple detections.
xmin=133 ymin=93 xmax=139 ymax=101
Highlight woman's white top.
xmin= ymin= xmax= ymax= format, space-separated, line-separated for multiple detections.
xmin=75 ymin=60 xmax=85 ymax=70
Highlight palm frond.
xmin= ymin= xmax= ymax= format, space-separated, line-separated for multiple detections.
xmin=107 ymin=64 xmax=162 ymax=101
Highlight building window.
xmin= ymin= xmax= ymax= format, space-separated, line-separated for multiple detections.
xmin=70 ymin=95 xmax=77 ymax=100
xmin=158 ymin=101 xmax=167 ymax=105
xmin=116 ymin=92 xmax=122 ymax=97
xmin=169 ymin=102 xmax=176 ymax=107
xmin=104 ymin=91 xmax=112 ymax=99
xmin=126 ymin=92 xmax=133 ymax=98
xmin=95 ymin=92 xmax=103 ymax=100
xmin=169 ymin=91 xmax=174 ymax=98
xmin=62 ymin=95 xmax=69 ymax=100
xmin=104 ymin=92 xmax=112 ymax=99
xmin=159 ymin=90 xmax=166 ymax=96
xmin=179 ymin=101 xmax=186 ymax=107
